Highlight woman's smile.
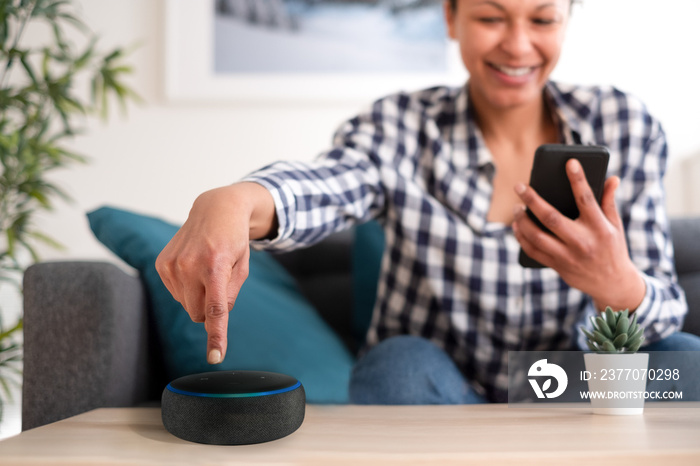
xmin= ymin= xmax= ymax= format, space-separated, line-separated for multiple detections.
xmin=487 ymin=62 xmax=540 ymax=85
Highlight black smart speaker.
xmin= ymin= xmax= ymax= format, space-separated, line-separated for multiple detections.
xmin=161 ymin=370 xmax=305 ymax=445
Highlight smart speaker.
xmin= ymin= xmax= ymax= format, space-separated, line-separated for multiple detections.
xmin=161 ymin=370 xmax=305 ymax=445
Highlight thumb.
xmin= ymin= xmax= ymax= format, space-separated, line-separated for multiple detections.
xmin=601 ymin=175 xmax=622 ymax=228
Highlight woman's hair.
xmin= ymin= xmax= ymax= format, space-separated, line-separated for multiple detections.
xmin=448 ymin=0 xmax=576 ymax=12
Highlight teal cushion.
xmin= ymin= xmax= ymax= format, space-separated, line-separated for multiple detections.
xmin=351 ymin=220 xmax=385 ymax=346
xmin=88 ymin=206 xmax=354 ymax=403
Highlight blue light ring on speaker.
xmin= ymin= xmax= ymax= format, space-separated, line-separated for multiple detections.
xmin=165 ymin=380 xmax=302 ymax=398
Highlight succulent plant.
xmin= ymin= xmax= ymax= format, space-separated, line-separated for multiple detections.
xmin=581 ymin=307 xmax=645 ymax=353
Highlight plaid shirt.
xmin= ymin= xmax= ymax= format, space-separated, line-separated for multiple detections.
xmin=244 ymin=81 xmax=687 ymax=402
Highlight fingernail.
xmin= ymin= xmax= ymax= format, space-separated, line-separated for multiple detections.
xmin=569 ymin=159 xmax=580 ymax=173
xmin=513 ymin=205 xmax=523 ymax=216
xmin=515 ymin=183 xmax=526 ymax=194
xmin=208 ymin=349 xmax=222 ymax=364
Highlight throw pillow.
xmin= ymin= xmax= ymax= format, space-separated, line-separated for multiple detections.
xmin=88 ymin=206 xmax=354 ymax=403
xmin=351 ymin=220 xmax=385 ymax=347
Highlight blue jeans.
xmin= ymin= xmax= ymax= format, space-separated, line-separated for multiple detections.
xmin=640 ymin=331 xmax=700 ymax=351
xmin=349 ymin=335 xmax=487 ymax=405
xmin=640 ymin=331 xmax=700 ymax=398
xmin=349 ymin=332 xmax=700 ymax=405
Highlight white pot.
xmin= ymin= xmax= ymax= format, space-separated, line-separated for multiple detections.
xmin=583 ymin=353 xmax=649 ymax=415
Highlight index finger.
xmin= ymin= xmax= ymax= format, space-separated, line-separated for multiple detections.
xmin=204 ymin=278 xmax=232 ymax=365
xmin=515 ymin=182 xmax=574 ymax=241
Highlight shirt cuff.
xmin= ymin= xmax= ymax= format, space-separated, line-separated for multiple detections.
xmin=633 ymin=274 xmax=655 ymax=320
xmin=633 ymin=274 xmax=682 ymax=343
xmin=240 ymin=175 xmax=297 ymax=251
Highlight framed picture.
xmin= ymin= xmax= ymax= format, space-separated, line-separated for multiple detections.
xmin=164 ymin=0 xmax=466 ymax=103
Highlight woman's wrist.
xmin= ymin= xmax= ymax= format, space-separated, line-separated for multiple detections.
xmin=592 ymin=263 xmax=647 ymax=313
xmin=222 ymin=182 xmax=277 ymax=240
xmin=191 ymin=182 xmax=277 ymax=241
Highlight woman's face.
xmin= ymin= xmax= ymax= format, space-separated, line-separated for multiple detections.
xmin=445 ymin=0 xmax=570 ymax=110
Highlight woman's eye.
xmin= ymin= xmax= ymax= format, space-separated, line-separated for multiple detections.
xmin=532 ymin=18 xmax=556 ymax=26
xmin=479 ymin=17 xmax=504 ymax=24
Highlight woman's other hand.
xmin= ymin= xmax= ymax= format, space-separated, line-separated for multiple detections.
xmin=512 ymin=158 xmax=646 ymax=312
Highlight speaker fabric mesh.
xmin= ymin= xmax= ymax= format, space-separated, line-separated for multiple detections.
xmin=162 ymin=384 xmax=305 ymax=445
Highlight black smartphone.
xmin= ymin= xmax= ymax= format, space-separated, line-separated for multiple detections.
xmin=518 ymin=144 xmax=610 ymax=268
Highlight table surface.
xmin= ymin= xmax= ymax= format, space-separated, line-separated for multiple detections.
xmin=1 ymin=404 xmax=700 ymax=465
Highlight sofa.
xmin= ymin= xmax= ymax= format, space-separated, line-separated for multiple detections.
xmin=21 ymin=216 xmax=700 ymax=431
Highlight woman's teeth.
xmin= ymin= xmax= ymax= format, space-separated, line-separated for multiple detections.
xmin=492 ymin=64 xmax=534 ymax=77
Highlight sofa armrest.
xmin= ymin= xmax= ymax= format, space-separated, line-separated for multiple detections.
xmin=22 ymin=261 xmax=155 ymax=430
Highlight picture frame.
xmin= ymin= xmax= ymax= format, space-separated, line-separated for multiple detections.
xmin=164 ymin=0 xmax=467 ymax=103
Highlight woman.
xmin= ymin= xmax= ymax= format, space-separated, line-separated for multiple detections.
xmin=156 ymin=0 xmax=698 ymax=404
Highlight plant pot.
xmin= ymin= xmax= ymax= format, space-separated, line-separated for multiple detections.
xmin=583 ymin=353 xmax=649 ymax=415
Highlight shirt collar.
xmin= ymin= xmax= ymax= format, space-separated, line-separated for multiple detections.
xmin=544 ymin=81 xmax=597 ymax=145
xmin=459 ymin=84 xmax=496 ymax=170
xmin=457 ymin=81 xmax=598 ymax=172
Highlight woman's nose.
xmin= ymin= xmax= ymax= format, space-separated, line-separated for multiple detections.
xmin=500 ymin=22 xmax=534 ymax=57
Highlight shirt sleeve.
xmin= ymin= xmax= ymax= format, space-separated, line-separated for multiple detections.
xmin=616 ymin=109 xmax=687 ymax=344
xmin=240 ymin=98 xmax=398 ymax=252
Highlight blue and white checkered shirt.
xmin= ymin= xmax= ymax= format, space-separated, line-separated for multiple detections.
xmin=245 ymin=81 xmax=687 ymax=402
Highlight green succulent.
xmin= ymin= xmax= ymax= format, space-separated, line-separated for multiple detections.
xmin=581 ymin=307 xmax=645 ymax=353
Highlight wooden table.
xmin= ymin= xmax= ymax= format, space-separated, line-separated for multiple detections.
xmin=1 ymin=404 xmax=699 ymax=465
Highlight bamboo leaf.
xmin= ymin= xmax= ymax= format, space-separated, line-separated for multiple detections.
xmin=73 ymin=38 xmax=96 ymax=70
xmin=56 ymin=12 xmax=86 ymax=31
xmin=103 ymin=48 xmax=123 ymax=62
xmin=6 ymin=229 xmax=16 ymax=257
xmin=0 ymin=5 xmax=138 ymax=408
xmin=19 ymin=53 xmax=38 ymax=86
xmin=27 ymin=230 xmax=65 ymax=251
xmin=17 ymin=238 xmax=40 ymax=263
xmin=0 ymin=319 xmax=22 ymax=342
xmin=0 ymin=376 xmax=13 ymax=401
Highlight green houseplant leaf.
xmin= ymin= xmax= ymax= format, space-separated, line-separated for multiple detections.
xmin=580 ymin=306 xmax=646 ymax=353
xmin=0 ymin=0 xmax=139 ymax=415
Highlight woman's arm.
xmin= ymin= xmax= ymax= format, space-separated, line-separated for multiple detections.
xmin=155 ymin=182 xmax=277 ymax=365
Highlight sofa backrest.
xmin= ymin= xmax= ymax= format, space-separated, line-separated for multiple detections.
xmin=275 ymin=217 xmax=700 ymax=348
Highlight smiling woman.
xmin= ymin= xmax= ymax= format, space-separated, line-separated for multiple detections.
xmin=156 ymin=0 xmax=700 ymax=407
xmin=445 ymin=0 xmax=570 ymax=111
xmin=442 ymin=0 xmax=572 ymax=225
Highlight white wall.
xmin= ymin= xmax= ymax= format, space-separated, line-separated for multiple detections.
xmin=31 ymin=0 xmax=700 ymax=265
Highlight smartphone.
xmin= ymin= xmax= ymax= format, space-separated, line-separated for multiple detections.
xmin=518 ymin=144 xmax=610 ymax=268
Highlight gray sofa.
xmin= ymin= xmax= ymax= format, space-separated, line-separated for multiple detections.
xmin=21 ymin=219 xmax=700 ymax=430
